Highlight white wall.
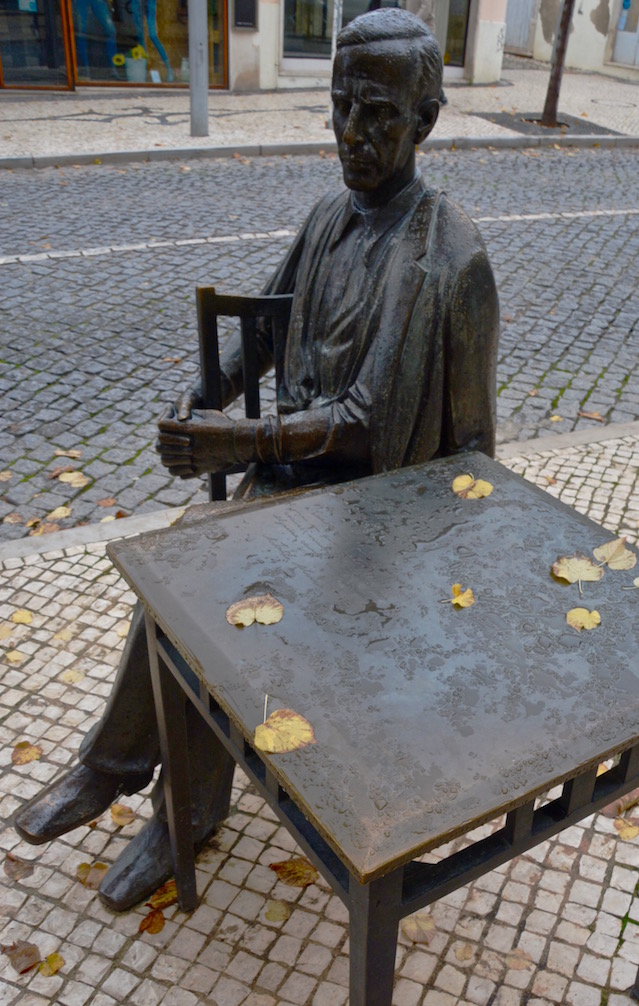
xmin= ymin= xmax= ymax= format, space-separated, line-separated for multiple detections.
xmin=466 ymin=0 xmax=508 ymax=82
xmin=532 ymin=0 xmax=611 ymax=70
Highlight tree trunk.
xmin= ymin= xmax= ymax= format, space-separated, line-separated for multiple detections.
xmin=540 ymin=0 xmax=577 ymax=128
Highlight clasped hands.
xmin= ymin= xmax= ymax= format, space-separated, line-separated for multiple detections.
xmin=156 ymin=389 xmax=256 ymax=479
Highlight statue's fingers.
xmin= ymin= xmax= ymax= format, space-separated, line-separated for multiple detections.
xmin=158 ymin=404 xmax=176 ymax=422
xmin=156 ymin=431 xmax=192 ymax=448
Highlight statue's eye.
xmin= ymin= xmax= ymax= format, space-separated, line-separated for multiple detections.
xmin=332 ymin=97 xmax=351 ymax=118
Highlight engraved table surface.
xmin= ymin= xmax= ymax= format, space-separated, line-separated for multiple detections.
xmin=108 ymin=453 xmax=639 ymax=883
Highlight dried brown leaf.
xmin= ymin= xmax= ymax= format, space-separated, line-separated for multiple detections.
xmin=1 ymin=940 xmax=41 ymax=974
xmin=264 ymin=899 xmax=291 ymax=922
xmin=578 ymin=410 xmax=604 ymax=422
xmin=401 ymin=912 xmax=436 ymax=944
xmin=76 ymin=861 xmax=109 ymax=889
xmin=506 ymin=947 xmax=533 ymax=971
xmin=146 ymin=879 xmax=178 ymax=910
xmin=0 ymin=470 xmax=13 ymax=482
xmin=4 ymin=853 xmax=35 ymax=881
xmin=110 ymin=803 xmax=136 ymax=827
xmin=48 ymin=465 xmax=74 ymax=479
xmin=39 ymin=952 xmax=65 ymax=976
xmin=53 ymin=448 xmax=82 ymax=459
xmin=592 ymin=537 xmax=637 ymax=571
xmin=139 ymin=908 xmax=165 ymax=934
xmin=226 ymin=593 xmax=284 ymax=628
xmin=614 ymin=817 xmax=639 ymax=841
xmin=454 ymin=942 xmax=475 ymax=962
xmin=269 ymin=857 xmax=319 ymax=888
xmin=97 ymin=497 xmax=117 ymax=507
xmin=3 ymin=513 xmax=23 ymax=525
xmin=58 ymin=471 xmax=90 ymax=489
xmin=29 ymin=522 xmax=61 ymax=537
xmin=601 ymin=787 xmax=639 ymax=820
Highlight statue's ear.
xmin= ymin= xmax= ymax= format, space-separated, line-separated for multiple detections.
xmin=414 ymin=97 xmax=439 ymax=146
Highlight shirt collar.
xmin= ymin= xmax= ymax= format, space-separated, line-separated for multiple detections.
xmin=330 ymin=171 xmax=426 ymax=251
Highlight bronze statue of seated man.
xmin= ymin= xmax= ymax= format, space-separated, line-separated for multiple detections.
xmin=14 ymin=8 xmax=499 ymax=912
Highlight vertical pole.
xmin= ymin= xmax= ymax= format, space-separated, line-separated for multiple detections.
xmin=188 ymin=0 xmax=209 ymax=137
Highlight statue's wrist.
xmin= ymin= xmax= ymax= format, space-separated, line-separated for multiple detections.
xmin=233 ymin=418 xmax=260 ymax=464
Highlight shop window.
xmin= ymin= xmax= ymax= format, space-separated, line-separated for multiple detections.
xmin=612 ymin=0 xmax=639 ymax=65
xmin=0 ymin=0 xmax=68 ymax=84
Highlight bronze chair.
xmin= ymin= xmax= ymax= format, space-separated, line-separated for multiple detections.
xmin=196 ymin=287 xmax=294 ymax=501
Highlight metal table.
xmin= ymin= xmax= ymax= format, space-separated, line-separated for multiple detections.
xmin=108 ymin=453 xmax=639 ymax=1006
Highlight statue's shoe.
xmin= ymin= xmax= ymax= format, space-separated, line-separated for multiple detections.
xmin=13 ymin=764 xmax=149 ymax=845
xmin=98 ymin=815 xmax=216 ymax=912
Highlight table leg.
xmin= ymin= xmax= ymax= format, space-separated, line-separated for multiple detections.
xmin=144 ymin=613 xmax=198 ymax=912
xmin=349 ymin=872 xmax=402 ymax=1006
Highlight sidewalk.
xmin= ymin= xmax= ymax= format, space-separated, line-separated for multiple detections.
xmin=1 ymin=62 xmax=639 ymax=168
xmin=1 ymin=423 xmax=639 ymax=1006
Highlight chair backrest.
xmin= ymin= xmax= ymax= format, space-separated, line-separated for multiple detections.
xmin=196 ymin=287 xmax=294 ymax=501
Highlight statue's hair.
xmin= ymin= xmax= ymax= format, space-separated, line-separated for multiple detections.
xmin=336 ymin=9 xmax=443 ymax=101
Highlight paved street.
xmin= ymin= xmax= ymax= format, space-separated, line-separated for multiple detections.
xmin=1 ymin=146 xmax=639 ymax=541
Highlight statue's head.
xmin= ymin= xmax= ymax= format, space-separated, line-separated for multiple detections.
xmin=332 ymin=9 xmax=442 ymax=207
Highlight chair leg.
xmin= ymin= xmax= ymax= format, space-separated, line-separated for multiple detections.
xmin=145 ymin=613 xmax=198 ymax=912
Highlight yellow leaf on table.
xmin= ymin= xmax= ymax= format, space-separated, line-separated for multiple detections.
xmin=265 ymin=899 xmax=291 ymax=922
xmin=226 ymin=593 xmax=284 ymax=628
xmin=11 ymin=742 xmax=42 ymax=765
xmin=139 ymin=908 xmax=165 ymax=934
xmin=11 ymin=610 xmax=32 ymax=625
xmin=551 ymin=553 xmax=603 ymax=591
xmin=593 ymin=537 xmax=637 ymax=571
xmin=60 ymin=668 xmax=85 ymax=684
xmin=614 ymin=817 xmax=639 ymax=841
xmin=506 ymin=947 xmax=533 ymax=971
xmin=451 ymin=474 xmax=494 ymax=500
xmin=39 ymin=952 xmax=65 ymax=977
xmin=46 ymin=505 xmax=72 ymax=520
xmin=401 ymin=912 xmax=436 ymax=944
xmin=5 ymin=650 xmax=27 ymax=665
xmin=147 ymin=879 xmax=178 ymax=910
xmin=58 ymin=471 xmax=90 ymax=489
xmin=269 ymin=857 xmax=319 ymax=887
xmin=110 ymin=803 xmax=136 ymax=827
xmin=443 ymin=583 xmax=475 ymax=608
xmin=76 ymin=862 xmax=108 ymax=889
xmin=255 ymin=709 xmax=316 ymax=754
xmin=566 ymin=608 xmax=601 ymax=632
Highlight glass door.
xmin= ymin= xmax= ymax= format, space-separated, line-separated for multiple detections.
xmin=0 ymin=0 xmax=72 ymax=85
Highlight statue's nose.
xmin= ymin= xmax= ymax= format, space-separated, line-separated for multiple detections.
xmin=342 ymin=103 xmax=364 ymax=145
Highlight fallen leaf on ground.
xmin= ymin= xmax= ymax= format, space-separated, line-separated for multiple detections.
xmin=12 ymin=742 xmax=42 ymax=765
xmin=163 ymin=356 xmax=181 ymax=363
xmin=46 ymin=505 xmax=72 ymax=520
xmin=506 ymin=947 xmax=533 ymax=970
xmin=29 ymin=522 xmax=61 ymax=537
xmin=527 ymin=388 xmax=539 ymax=397
xmin=54 ymin=627 xmax=74 ymax=642
xmin=60 ymin=668 xmax=85 ymax=684
xmin=39 ymin=952 xmax=65 ymax=976
xmin=566 ymin=607 xmax=601 ymax=632
xmin=593 ymin=537 xmax=636 ymax=571
xmin=111 ymin=803 xmax=136 ymax=827
xmin=454 ymin=942 xmax=475 ymax=962
xmin=264 ymin=899 xmax=291 ymax=922
xmin=601 ymin=787 xmax=639 ymax=820
xmin=614 ymin=817 xmax=639 ymax=841
xmin=48 ymin=466 xmax=74 ymax=479
xmin=5 ymin=650 xmax=27 ymax=665
xmin=269 ymin=857 xmax=319 ymax=887
xmin=443 ymin=583 xmax=475 ymax=608
xmin=116 ymin=622 xmax=130 ymax=638
xmin=11 ymin=610 xmax=33 ymax=625
xmin=100 ymin=515 xmax=115 ymax=523
xmin=58 ymin=471 xmax=90 ymax=489
xmin=97 ymin=498 xmax=117 ymax=507
xmin=4 ymin=853 xmax=35 ymax=881
xmin=544 ymin=475 xmax=557 ymax=485
xmin=551 ymin=553 xmax=604 ymax=592
xmin=578 ymin=410 xmax=604 ymax=422
xmin=25 ymin=517 xmax=41 ymax=527
xmin=147 ymin=879 xmax=178 ymax=910
xmin=3 ymin=513 xmax=23 ymax=525
xmin=255 ymin=709 xmax=316 ymax=754
xmin=139 ymin=908 xmax=165 ymax=934
xmin=226 ymin=593 xmax=284 ymax=628
xmin=54 ymin=448 xmax=82 ymax=459
xmin=401 ymin=912 xmax=436 ymax=944
xmin=1 ymin=940 xmax=41 ymax=974
xmin=550 ymin=415 xmax=563 ymax=422
xmin=76 ymin=862 xmax=109 ymax=889
xmin=0 ymin=625 xmax=13 ymax=640
xmin=0 ymin=470 xmax=12 ymax=482
xmin=451 ymin=474 xmax=493 ymax=499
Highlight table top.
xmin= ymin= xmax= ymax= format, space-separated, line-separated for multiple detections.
xmin=109 ymin=453 xmax=639 ymax=882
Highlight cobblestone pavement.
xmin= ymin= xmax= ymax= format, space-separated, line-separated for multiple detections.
xmin=1 ymin=146 xmax=639 ymax=540
xmin=0 ymin=434 xmax=638 ymax=1006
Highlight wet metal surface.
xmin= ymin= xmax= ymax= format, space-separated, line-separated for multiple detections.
xmin=109 ymin=453 xmax=639 ymax=881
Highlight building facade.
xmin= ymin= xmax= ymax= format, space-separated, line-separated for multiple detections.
xmin=505 ymin=0 xmax=639 ymax=82
xmin=0 ymin=0 xmax=507 ymax=88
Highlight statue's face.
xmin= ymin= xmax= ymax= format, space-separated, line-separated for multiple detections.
xmin=332 ymin=40 xmax=429 ymax=203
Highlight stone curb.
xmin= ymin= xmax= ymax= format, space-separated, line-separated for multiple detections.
xmin=2 ymin=131 xmax=639 ymax=170
xmin=2 ymin=420 xmax=638 ymax=563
